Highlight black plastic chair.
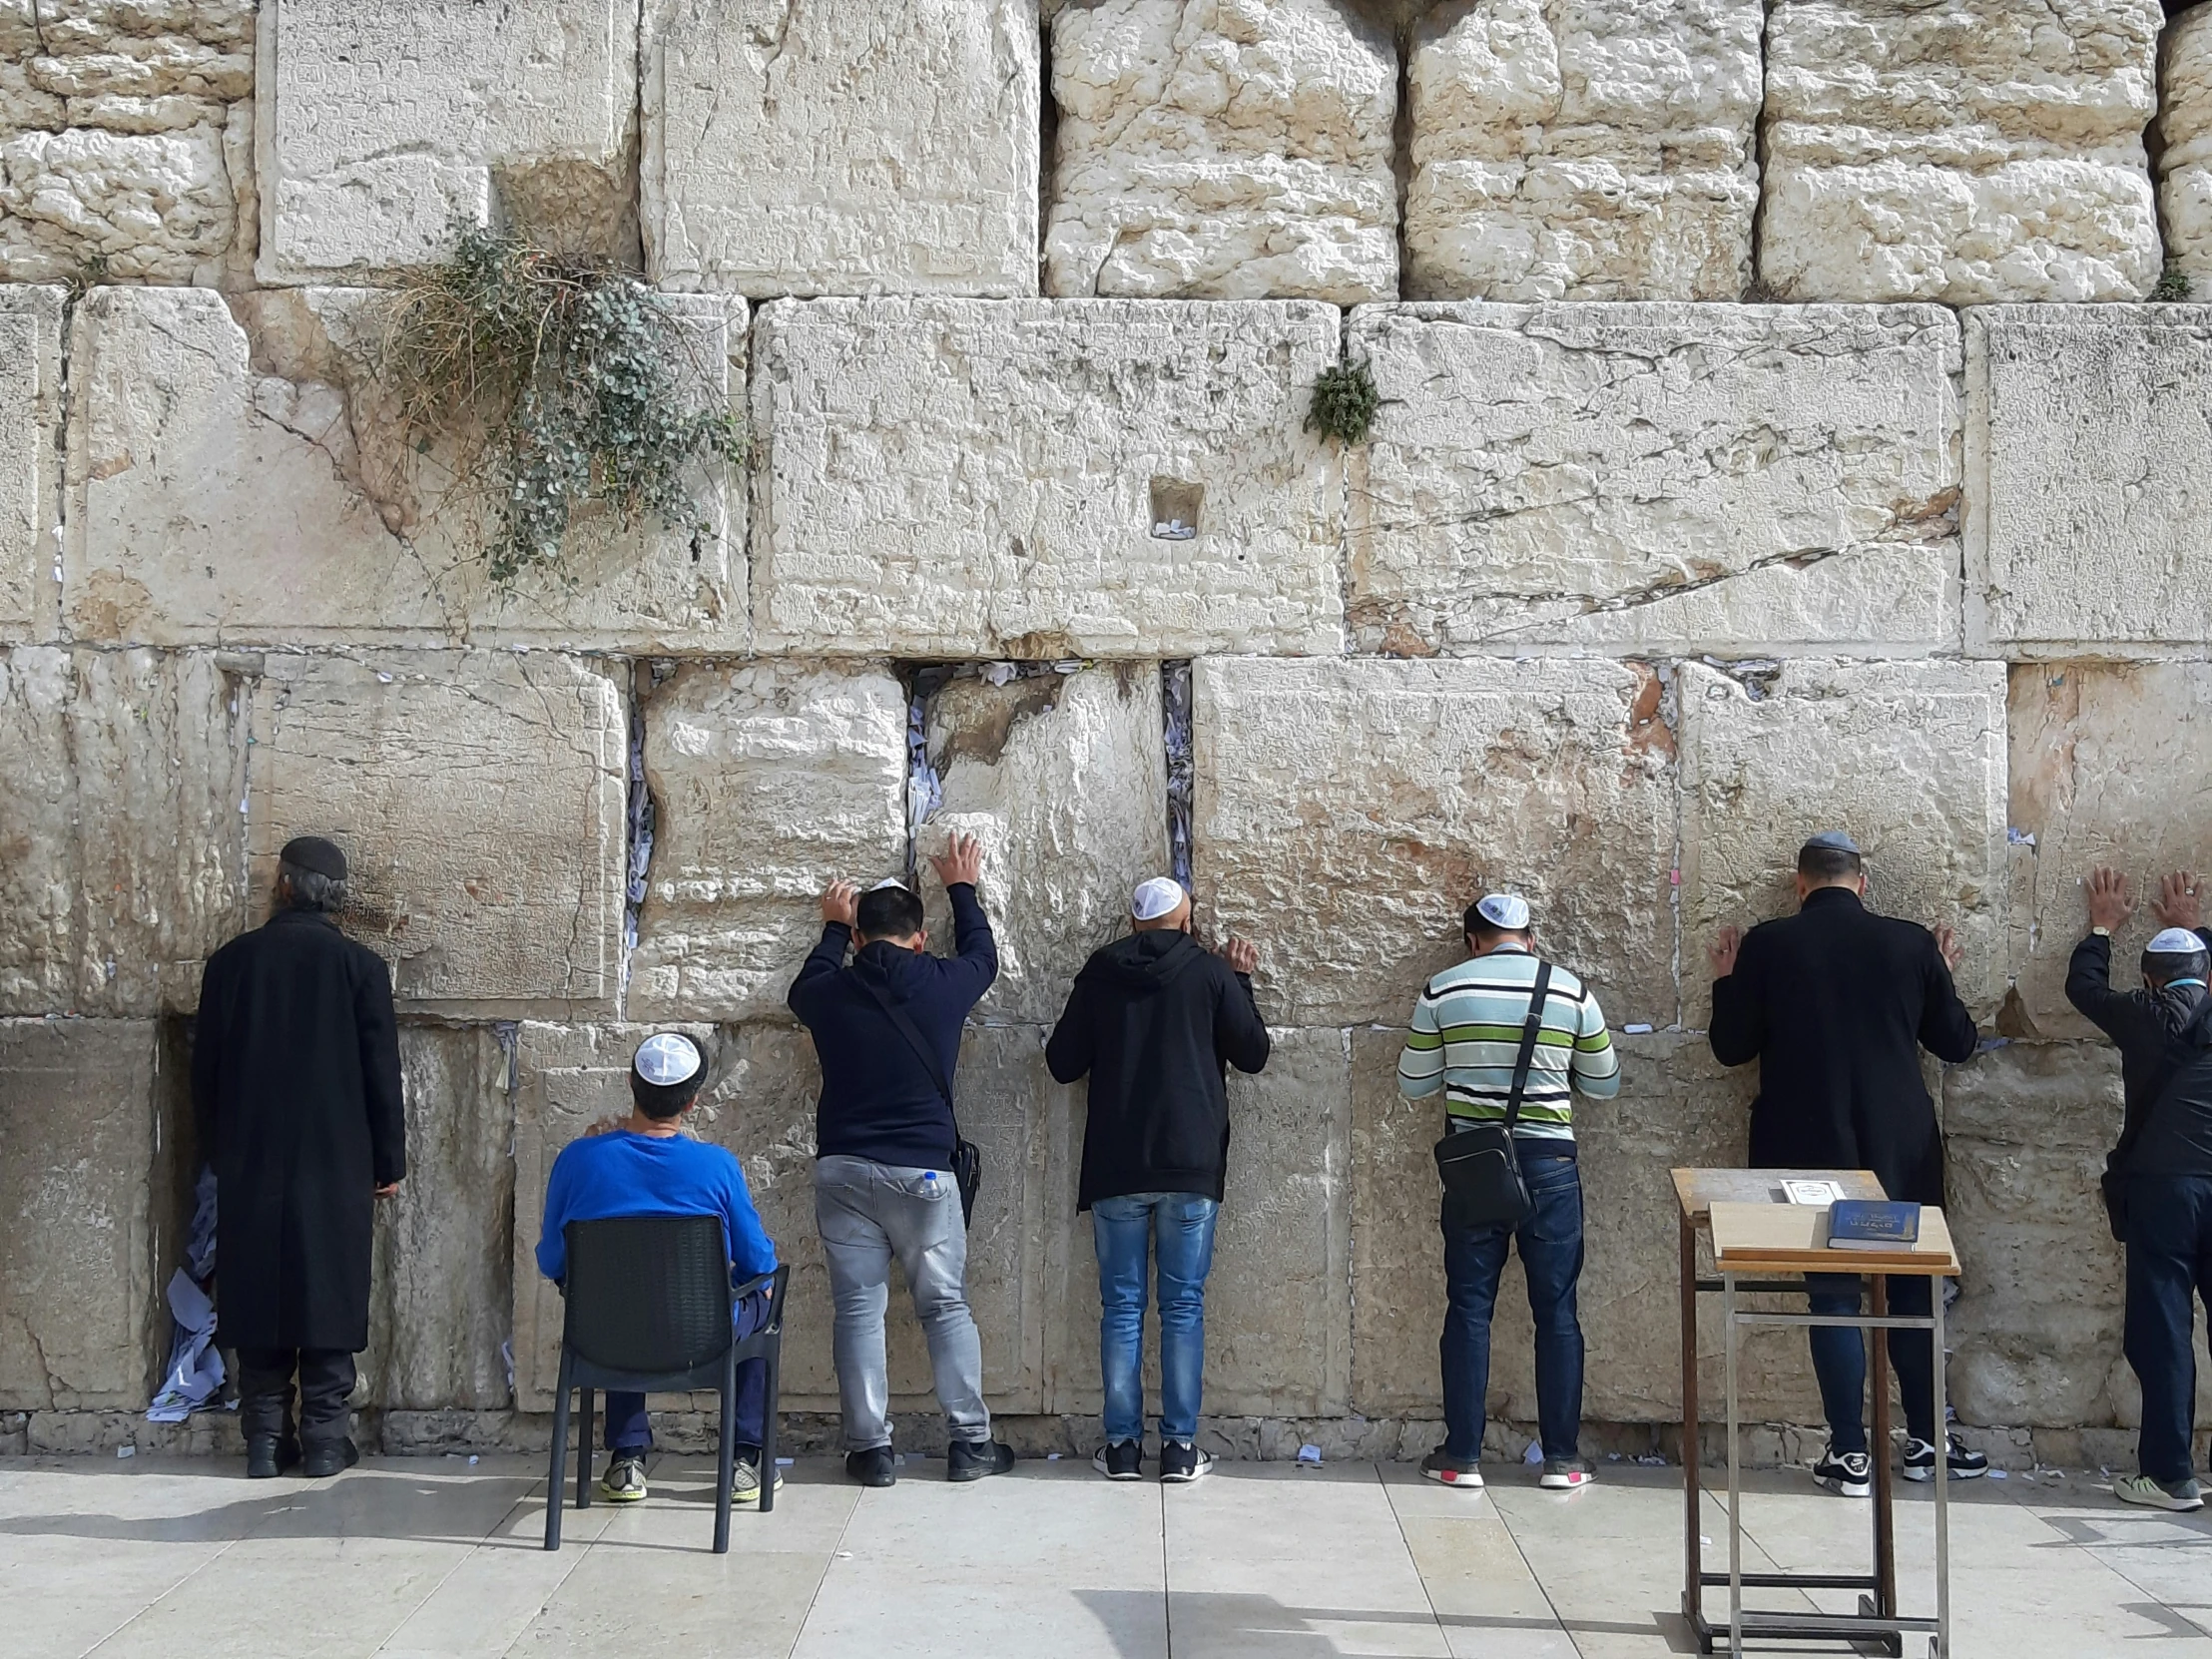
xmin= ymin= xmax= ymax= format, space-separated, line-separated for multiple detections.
xmin=542 ymin=1215 xmax=790 ymax=1553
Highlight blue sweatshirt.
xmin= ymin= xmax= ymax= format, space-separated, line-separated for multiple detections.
xmin=536 ymin=1130 xmax=778 ymax=1288
xmin=786 ymin=882 xmax=997 ymax=1169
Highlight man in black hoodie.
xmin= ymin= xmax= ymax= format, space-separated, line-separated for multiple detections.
xmin=1045 ymin=875 xmax=1270 ymax=1483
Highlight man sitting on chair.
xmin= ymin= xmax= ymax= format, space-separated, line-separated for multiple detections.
xmin=536 ymin=1032 xmax=781 ymax=1505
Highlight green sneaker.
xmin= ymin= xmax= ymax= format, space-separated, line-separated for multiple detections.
xmin=597 ymin=1454 xmax=648 ymax=1503
xmin=2112 ymin=1473 xmax=2204 ymax=1512
xmin=733 ymin=1455 xmax=786 ymax=1507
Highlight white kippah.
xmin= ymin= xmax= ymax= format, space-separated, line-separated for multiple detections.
xmin=868 ymin=877 xmax=909 ymax=892
xmin=1476 ymin=892 xmax=1531 ymax=930
xmin=633 ymin=1032 xmax=703 ymax=1087
xmin=1131 ymin=876 xmax=1187 ymax=921
xmin=2148 ymin=927 xmax=2205 ymax=955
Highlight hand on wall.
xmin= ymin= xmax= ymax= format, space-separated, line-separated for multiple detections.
xmin=2085 ymin=867 xmax=2133 ymax=933
xmin=2151 ymin=870 xmax=2204 ymax=931
xmin=1707 ymin=924 xmax=1741 ymax=980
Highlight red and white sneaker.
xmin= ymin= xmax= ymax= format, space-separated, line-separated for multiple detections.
xmin=1420 ymin=1448 xmax=1484 ymax=1489
xmin=1539 ymin=1457 xmax=1594 ymax=1491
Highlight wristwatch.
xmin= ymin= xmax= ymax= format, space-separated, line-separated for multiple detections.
xmin=2091 ymin=925 xmax=2112 ymax=938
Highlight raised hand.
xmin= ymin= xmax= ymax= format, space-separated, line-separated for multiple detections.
xmin=1930 ymin=923 xmax=1963 ymax=972
xmin=821 ymin=878 xmax=860 ymax=928
xmin=2151 ymin=870 xmax=2204 ymax=932
xmin=1707 ymin=924 xmax=1742 ymax=980
xmin=2085 ymin=866 xmax=2133 ymax=934
xmin=1219 ymin=935 xmax=1259 ymax=975
xmin=927 ymin=830 xmax=985 ymax=890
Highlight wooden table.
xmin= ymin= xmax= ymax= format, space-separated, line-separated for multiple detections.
xmin=1674 ymin=1170 xmax=1957 ymax=1658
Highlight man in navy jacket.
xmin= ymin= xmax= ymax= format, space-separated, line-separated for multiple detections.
xmin=788 ymin=831 xmax=1014 ymax=1487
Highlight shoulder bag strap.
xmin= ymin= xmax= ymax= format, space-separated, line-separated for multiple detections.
xmin=1499 ymin=961 xmax=1555 ymax=1136
xmin=852 ymin=964 xmax=964 ymax=1156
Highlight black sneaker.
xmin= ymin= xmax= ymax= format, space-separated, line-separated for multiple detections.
xmin=1539 ymin=1456 xmax=1594 ymax=1491
xmin=1093 ymin=1440 xmax=1143 ymax=1481
xmin=947 ymin=1439 xmax=1016 ymax=1482
xmin=299 ymin=1438 xmax=359 ymax=1479
xmin=1812 ymin=1446 xmax=1873 ymax=1497
xmin=1902 ymin=1434 xmax=1988 ymax=1481
xmin=1159 ymin=1441 xmax=1213 ymax=1483
xmin=844 ymin=1445 xmax=896 ymax=1487
xmin=245 ymin=1435 xmax=299 ymax=1479
xmin=1419 ymin=1447 xmax=1484 ymax=1490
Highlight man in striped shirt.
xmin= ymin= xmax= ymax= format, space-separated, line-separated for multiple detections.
xmin=1399 ymin=893 xmax=1620 ymax=1493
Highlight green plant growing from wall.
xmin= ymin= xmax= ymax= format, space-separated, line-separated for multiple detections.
xmin=2152 ymin=259 xmax=2193 ymax=302
xmin=1307 ymin=358 xmax=1380 ymax=446
xmin=376 ymin=224 xmax=742 ymax=584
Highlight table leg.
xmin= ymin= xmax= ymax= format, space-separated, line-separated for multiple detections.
xmin=1682 ymin=1215 xmax=1702 ymax=1638
xmin=1935 ymin=1283 xmax=1949 ymax=1658
xmin=1725 ymin=1271 xmax=1742 ymax=1659
xmin=1872 ymin=1274 xmax=1896 ymax=1622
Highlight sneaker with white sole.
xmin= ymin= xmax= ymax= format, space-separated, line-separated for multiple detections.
xmin=1812 ymin=1447 xmax=1873 ymax=1497
xmin=1419 ymin=1448 xmax=1484 ymax=1490
xmin=1160 ymin=1441 xmax=1213 ymax=1483
xmin=732 ymin=1454 xmax=785 ymax=1506
xmin=2113 ymin=1473 xmax=2205 ymax=1512
xmin=1539 ymin=1456 xmax=1594 ymax=1491
xmin=1902 ymin=1434 xmax=1988 ymax=1482
xmin=1094 ymin=1440 xmax=1143 ymax=1481
xmin=597 ymin=1453 xmax=648 ymax=1503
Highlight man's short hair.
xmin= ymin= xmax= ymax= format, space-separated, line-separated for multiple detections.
xmin=856 ymin=881 xmax=925 ymax=941
xmin=2143 ymin=927 xmax=2210 ymax=987
xmin=1462 ymin=899 xmax=1530 ymax=942
xmin=1797 ymin=844 xmax=1864 ymax=883
xmin=629 ymin=1068 xmax=705 ymax=1120
xmin=277 ymin=859 xmax=347 ymax=913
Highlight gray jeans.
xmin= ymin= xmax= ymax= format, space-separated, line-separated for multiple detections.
xmin=814 ymin=1154 xmax=991 ymax=1451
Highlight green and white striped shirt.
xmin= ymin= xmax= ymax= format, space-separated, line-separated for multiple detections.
xmin=1396 ymin=945 xmax=1619 ymax=1142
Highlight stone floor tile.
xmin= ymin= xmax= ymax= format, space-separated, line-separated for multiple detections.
xmin=1381 ymin=1466 xmax=1573 ymax=1659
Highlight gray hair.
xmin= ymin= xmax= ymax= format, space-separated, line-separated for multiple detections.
xmin=278 ymin=859 xmax=348 ymax=913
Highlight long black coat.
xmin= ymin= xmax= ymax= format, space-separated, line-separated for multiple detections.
xmin=1708 ymin=886 xmax=1978 ymax=1205
xmin=192 ymin=908 xmax=405 ymax=1352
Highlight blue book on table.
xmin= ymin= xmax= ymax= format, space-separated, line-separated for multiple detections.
xmin=1827 ymin=1200 xmax=1922 ymax=1251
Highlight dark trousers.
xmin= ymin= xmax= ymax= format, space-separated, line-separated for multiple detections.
xmin=237 ymin=1347 xmax=356 ymax=1447
xmin=1440 ymin=1152 xmax=1585 ymax=1462
xmin=1805 ymin=1274 xmax=1936 ymax=1452
xmin=2124 ymin=1176 xmax=2212 ymax=1486
xmin=603 ymin=1289 xmax=772 ymax=1456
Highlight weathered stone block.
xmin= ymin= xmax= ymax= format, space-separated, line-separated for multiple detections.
xmin=0 ymin=1018 xmax=159 ymax=1410
xmin=1045 ymin=0 xmax=1397 ymax=303
xmin=630 ymin=662 xmax=909 ymax=1024
xmin=2006 ymin=664 xmax=2212 ymax=1040
xmin=1678 ymin=660 xmax=2008 ymax=1025
xmin=1346 ymin=302 xmax=1962 ymax=655
xmin=66 ymin=285 xmax=748 ymax=651
xmin=0 ymin=647 xmax=249 ymax=1017
xmin=360 ymin=1025 xmax=515 ymax=1411
xmin=0 ymin=286 xmax=62 ymax=641
xmin=921 ymin=665 xmax=1169 ymax=1025
xmin=1049 ymin=1027 xmax=1351 ymax=1417
xmin=0 ymin=2 xmax=256 ymax=283
xmin=1405 ymin=0 xmax=1762 ymax=301
xmin=1759 ymin=0 xmax=2163 ymax=303
xmin=2160 ymin=7 xmax=2212 ymax=300
xmin=1965 ymin=306 xmax=2212 ymax=655
xmin=1193 ymin=656 xmax=1676 ymax=1030
xmin=246 ymin=651 xmax=626 ymax=1018
xmin=751 ymin=297 xmax=1345 ymax=658
xmin=256 ymin=0 xmax=639 ymax=282
xmin=644 ymin=0 xmax=1037 ymax=297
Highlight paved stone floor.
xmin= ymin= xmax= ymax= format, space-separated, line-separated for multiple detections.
xmin=3 ymin=1453 xmax=2207 ymax=1658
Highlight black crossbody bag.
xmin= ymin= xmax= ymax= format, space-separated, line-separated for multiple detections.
xmin=853 ymin=968 xmax=981 ymax=1229
xmin=2101 ymin=991 xmax=2212 ymax=1243
xmin=1432 ymin=961 xmax=1553 ymax=1231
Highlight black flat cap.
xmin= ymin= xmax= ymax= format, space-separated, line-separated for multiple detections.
xmin=279 ymin=835 xmax=348 ymax=880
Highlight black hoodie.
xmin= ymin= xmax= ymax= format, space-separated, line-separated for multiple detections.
xmin=1045 ymin=929 xmax=1271 ymax=1209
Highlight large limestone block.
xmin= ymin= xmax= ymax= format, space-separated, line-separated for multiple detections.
xmin=245 ymin=651 xmax=627 ymax=1018
xmin=644 ymin=0 xmax=1037 ymax=297
xmin=0 ymin=647 xmax=249 ymax=1017
xmin=1048 ymin=1027 xmax=1351 ymax=1417
xmin=1677 ymin=660 xmax=2009 ymax=1026
xmin=0 ymin=286 xmax=62 ymax=641
xmin=2160 ymin=7 xmax=2212 ymax=300
xmin=2006 ymin=664 xmax=2212 ymax=1040
xmin=1346 ymin=302 xmax=1962 ymax=656
xmin=1045 ymin=0 xmax=1397 ymax=303
xmin=752 ymin=297 xmax=1345 ymax=657
xmin=1758 ymin=0 xmax=2163 ymax=303
xmin=1965 ymin=306 xmax=2212 ymax=655
xmin=256 ymin=0 xmax=639 ymax=282
xmin=512 ymin=1023 xmax=1055 ymax=1417
xmin=1350 ymin=1029 xmax=1824 ymax=1424
xmin=0 ymin=1019 xmax=160 ymax=1410
xmin=0 ymin=1 xmax=256 ymax=283
xmin=630 ymin=662 xmax=909 ymax=1024
xmin=920 ymin=665 xmax=1169 ymax=1025
xmin=1405 ymin=0 xmax=1762 ymax=301
xmin=66 ymin=285 xmax=748 ymax=650
xmin=1192 ymin=656 xmax=1676 ymax=1030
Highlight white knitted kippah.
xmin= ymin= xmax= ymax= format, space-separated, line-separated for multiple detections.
xmin=1131 ymin=876 xmax=1187 ymax=921
xmin=1476 ymin=892 xmax=1531 ymax=930
xmin=2147 ymin=927 xmax=2205 ymax=955
xmin=633 ymin=1032 xmax=703 ymax=1087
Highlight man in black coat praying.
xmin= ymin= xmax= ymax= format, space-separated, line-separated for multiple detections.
xmin=193 ymin=835 xmax=405 ymax=1479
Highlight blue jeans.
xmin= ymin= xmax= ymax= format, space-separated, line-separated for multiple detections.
xmin=604 ymin=1287 xmax=773 ymax=1454
xmin=1805 ymin=1272 xmax=1936 ymax=1452
xmin=2123 ymin=1176 xmax=2212 ymax=1486
xmin=1440 ymin=1152 xmax=1584 ymax=1462
xmin=1094 ymin=1191 xmax=1219 ymax=1445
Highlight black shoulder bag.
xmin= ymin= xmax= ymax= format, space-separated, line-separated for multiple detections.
xmin=1432 ymin=961 xmax=1553 ymax=1231
xmin=853 ymin=968 xmax=981 ymax=1229
xmin=2101 ymin=991 xmax=2212 ymax=1242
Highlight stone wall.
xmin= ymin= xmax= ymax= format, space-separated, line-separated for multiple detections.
xmin=5 ymin=0 xmax=2212 ymax=1470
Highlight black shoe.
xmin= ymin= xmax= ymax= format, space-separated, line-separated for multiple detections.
xmin=245 ymin=1435 xmax=299 ymax=1479
xmin=299 ymin=1438 xmax=359 ymax=1479
xmin=1903 ymin=1434 xmax=1988 ymax=1482
xmin=1812 ymin=1445 xmax=1873 ymax=1497
xmin=845 ymin=1445 xmax=897 ymax=1487
xmin=1093 ymin=1440 xmax=1143 ymax=1481
xmin=947 ymin=1439 xmax=1016 ymax=1482
xmin=1419 ymin=1447 xmax=1484 ymax=1490
xmin=1159 ymin=1441 xmax=1214 ymax=1483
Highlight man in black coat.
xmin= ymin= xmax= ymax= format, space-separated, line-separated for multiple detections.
xmin=1707 ymin=831 xmax=1985 ymax=1495
xmin=193 ymin=836 xmax=404 ymax=1479
xmin=1045 ymin=876 xmax=1269 ymax=1484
